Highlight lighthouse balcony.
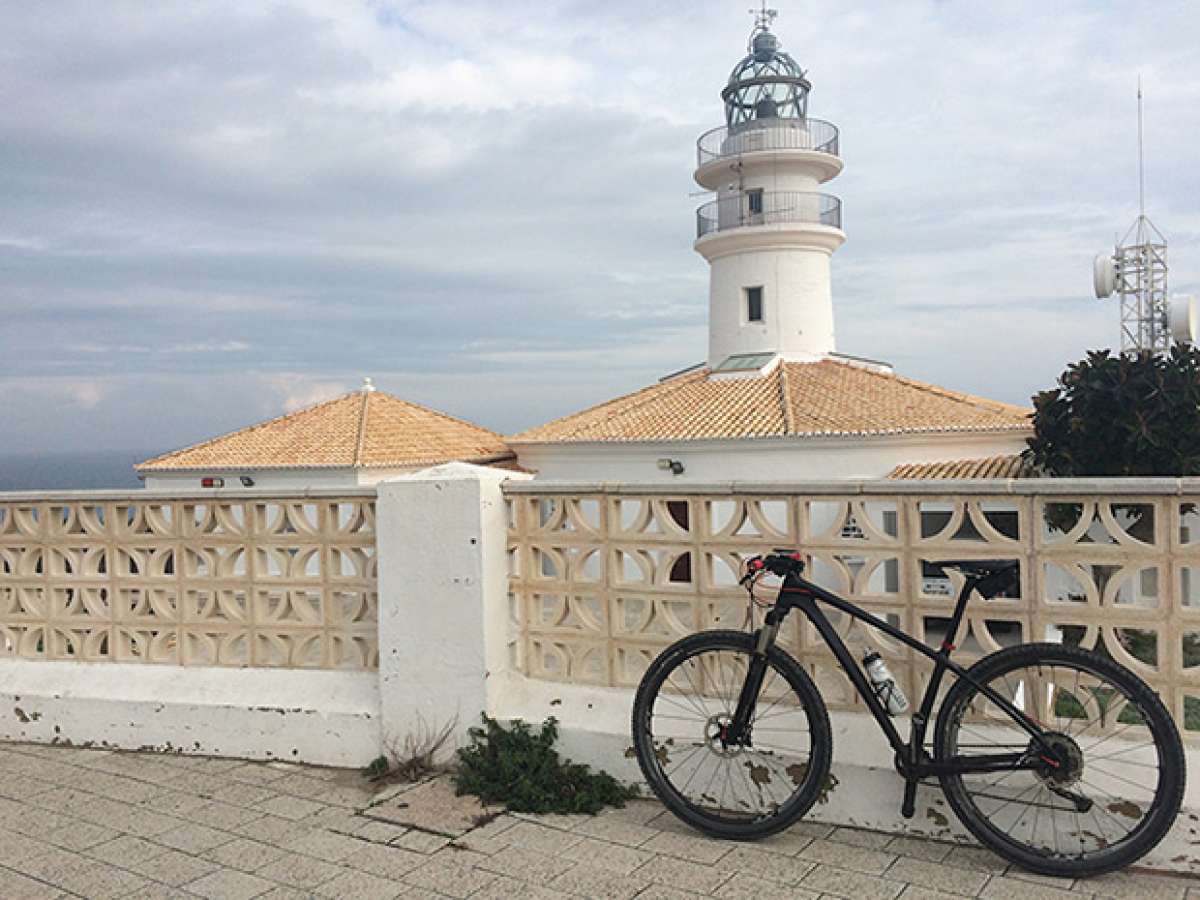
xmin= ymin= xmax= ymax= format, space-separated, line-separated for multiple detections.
xmin=697 ymin=118 xmax=839 ymax=166
xmin=696 ymin=190 xmax=842 ymax=239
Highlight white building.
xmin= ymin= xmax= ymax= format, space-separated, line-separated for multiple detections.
xmin=509 ymin=15 xmax=1031 ymax=481
xmin=137 ymin=379 xmax=514 ymax=491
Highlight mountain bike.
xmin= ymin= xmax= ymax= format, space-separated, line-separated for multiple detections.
xmin=630 ymin=552 xmax=1185 ymax=877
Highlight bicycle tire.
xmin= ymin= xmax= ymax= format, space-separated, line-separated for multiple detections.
xmin=934 ymin=642 xmax=1185 ymax=877
xmin=631 ymin=630 xmax=832 ymax=839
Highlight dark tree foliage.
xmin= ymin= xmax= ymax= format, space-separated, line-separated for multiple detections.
xmin=454 ymin=715 xmax=637 ymax=815
xmin=1024 ymin=345 xmax=1200 ymax=476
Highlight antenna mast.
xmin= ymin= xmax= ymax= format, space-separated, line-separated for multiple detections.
xmin=1092 ymin=78 xmax=1170 ymax=354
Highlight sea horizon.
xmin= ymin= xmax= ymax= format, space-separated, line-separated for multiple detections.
xmin=0 ymin=449 xmax=156 ymax=492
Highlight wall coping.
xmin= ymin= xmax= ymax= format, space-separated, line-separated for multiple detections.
xmin=503 ymin=477 xmax=1200 ymax=496
xmin=0 ymin=487 xmax=378 ymax=502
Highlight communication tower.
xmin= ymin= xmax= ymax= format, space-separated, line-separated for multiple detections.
xmin=1092 ymin=80 xmax=1195 ymax=350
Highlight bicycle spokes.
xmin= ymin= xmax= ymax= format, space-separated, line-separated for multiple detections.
xmin=948 ymin=661 xmax=1162 ymax=859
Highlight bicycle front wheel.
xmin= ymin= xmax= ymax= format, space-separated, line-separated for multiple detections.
xmin=934 ymin=642 xmax=1185 ymax=877
xmin=631 ymin=630 xmax=832 ymax=839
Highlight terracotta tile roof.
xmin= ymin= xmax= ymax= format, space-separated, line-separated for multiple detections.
xmin=888 ymin=455 xmax=1037 ymax=479
xmin=510 ymin=359 xmax=1031 ymax=444
xmin=137 ymin=389 xmax=513 ymax=472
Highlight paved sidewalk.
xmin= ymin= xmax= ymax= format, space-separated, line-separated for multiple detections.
xmin=0 ymin=742 xmax=1193 ymax=899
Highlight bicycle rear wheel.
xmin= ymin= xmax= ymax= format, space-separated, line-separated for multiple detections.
xmin=934 ymin=642 xmax=1185 ymax=877
xmin=631 ymin=630 xmax=832 ymax=839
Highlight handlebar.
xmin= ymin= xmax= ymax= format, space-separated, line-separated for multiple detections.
xmin=741 ymin=550 xmax=806 ymax=584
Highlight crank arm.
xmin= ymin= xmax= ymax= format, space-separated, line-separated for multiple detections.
xmin=1046 ymin=784 xmax=1093 ymax=813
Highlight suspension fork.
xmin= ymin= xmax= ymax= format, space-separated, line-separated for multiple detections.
xmin=728 ymin=606 xmax=786 ymax=742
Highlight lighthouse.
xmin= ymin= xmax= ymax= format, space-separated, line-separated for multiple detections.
xmin=695 ymin=7 xmax=845 ymax=369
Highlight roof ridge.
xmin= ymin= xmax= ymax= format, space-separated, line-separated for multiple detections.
xmin=353 ymin=390 xmax=371 ymax=467
xmin=510 ymin=368 xmax=709 ymax=441
xmin=372 ymin=390 xmax=509 ymax=438
xmin=818 ymin=359 xmax=1031 ymax=415
xmin=777 ymin=364 xmax=796 ymax=434
xmin=136 ymin=390 xmax=361 ymax=470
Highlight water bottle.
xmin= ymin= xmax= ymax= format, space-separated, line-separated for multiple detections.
xmin=863 ymin=651 xmax=909 ymax=716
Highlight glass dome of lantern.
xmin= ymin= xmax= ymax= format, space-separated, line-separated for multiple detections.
xmin=721 ymin=11 xmax=810 ymax=130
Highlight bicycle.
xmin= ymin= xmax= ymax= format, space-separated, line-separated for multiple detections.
xmin=630 ymin=551 xmax=1185 ymax=877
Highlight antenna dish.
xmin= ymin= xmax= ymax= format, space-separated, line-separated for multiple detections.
xmin=1169 ymin=295 xmax=1198 ymax=343
xmin=1093 ymin=254 xmax=1116 ymax=298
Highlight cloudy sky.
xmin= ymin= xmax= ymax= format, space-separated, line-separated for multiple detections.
xmin=2 ymin=1 xmax=1198 ymax=455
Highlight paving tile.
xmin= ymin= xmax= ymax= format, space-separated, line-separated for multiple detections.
xmin=392 ymin=828 xmax=452 ymax=853
xmin=209 ymin=781 xmax=281 ymax=807
xmin=0 ymin=867 xmax=74 ymax=900
xmin=202 ymin=836 xmax=289 ymax=873
xmin=633 ymin=854 xmax=729 ymax=893
xmin=719 ymin=844 xmax=815 ymax=884
xmin=353 ymin=819 xmax=411 ymax=843
xmin=573 ymin=814 xmax=660 ymax=847
xmin=366 ymin=776 xmax=496 ymax=837
xmin=86 ymin=834 xmax=168 ymax=866
xmin=887 ymin=835 xmax=955 ymax=862
xmin=829 ymin=825 xmax=898 ymax=849
xmin=127 ymin=846 xmax=222 ymax=887
xmin=41 ymin=819 xmax=119 ymax=851
xmin=116 ymin=807 xmax=184 ymax=838
xmin=309 ymin=804 xmax=368 ymax=833
xmin=314 ymin=867 xmax=409 ymax=899
xmin=801 ymin=862 xmax=906 ymax=900
xmin=47 ymin=858 xmax=153 ymax=899
xmin=186 ymin=868 xmax=276 ymax=900
xmin=140 ymin=789 xmax=212 ymax=818
xmin=886 ymin=856 xmax=990 ymax=896
xmin=549 ymin=861 xmax=651 ymax=900
xmin=476 ymin=844 xmax=576 ymax=882
xmin=560 ymin=835 xmax=654 ymax=875
xmin=497 ymin=820 xmax=584 ymax=855
xmin=341 ymin=841 xmax=428 ymax=879
xmin=153 ymin=821 xmax=237 ymax=854
xmin=1001 ymin=869 xmax=1078 ymax=891
xmin=593 ymin=799 xmax=664 ymax=826
xmin=1080 ymin=870 xmax=1192 ymax=900
xmin=630 ymin=886 xmax=704 ymax=899
xmin=797 ymin=837 xmax=898 ymax=875
xmin=717 ymin=871 xmax=823 ymax=900
xmin=980 ymin=875 xmax=1079 ymax=900
xmin=254 ymin=850 xmax=346 ymax=890
xmin=942 ymin=845 xmax=1009 ymax=874
xmin=287 ymin=828 xmax=366 ymax=862
xmin=226 ymin=763 xmax=295 ymax=786
xmin=641 ymin=829 xmax=731 ymax=865
xmin=255 ymin=794 xmax=327 ymax=821
xmin=405 ymin=854 xmax=499 ymax=898
xmin=233 ymin=813 xmax=308 ymax=846
xmin=470 ymin=874 xmax=575 ymax=899
xmin=0 ymin=826 xmax=56 ymax=865
xmin=189 ymin=798 xmax=270 ymax=831
xmin=900 ymin=888 xmax=976 ymax=900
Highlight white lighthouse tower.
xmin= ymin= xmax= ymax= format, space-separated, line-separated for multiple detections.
xmin=695 ymin=7 xmax=845 ymax=369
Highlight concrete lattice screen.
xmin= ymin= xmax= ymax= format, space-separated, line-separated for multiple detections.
xmin=505 ymin=483 xmax=1200 ymax=741
xmin=0 ymin=491 xmax=378 ymax=669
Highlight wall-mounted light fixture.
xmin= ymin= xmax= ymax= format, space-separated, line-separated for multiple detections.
xmin=656 ymin=458 xmax=685 ymax=476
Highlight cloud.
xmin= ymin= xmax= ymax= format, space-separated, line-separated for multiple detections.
xmin=0 ymin=1 xmax=1198 ymax=457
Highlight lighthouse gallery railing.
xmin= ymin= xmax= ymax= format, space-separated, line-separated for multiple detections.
xmin=696 ymin=190 xmax=842 ymax=238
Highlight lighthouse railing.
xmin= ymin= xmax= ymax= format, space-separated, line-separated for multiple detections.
xmin=697 ymin=118 xmax=839 ymax=166
xmin=696 ymin=190 xmax=842 ymax=238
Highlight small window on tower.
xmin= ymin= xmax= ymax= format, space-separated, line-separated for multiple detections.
xmin=746 ymin=286 xmax=764 ymax=322
xmin=747 ymin=188 xmax=764 ymax=216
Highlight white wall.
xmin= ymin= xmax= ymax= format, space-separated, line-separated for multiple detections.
xmin=513 ymin=431 xmax=1031 ymax=483
xmin=142 ymin=465 xmax=422 ymax=492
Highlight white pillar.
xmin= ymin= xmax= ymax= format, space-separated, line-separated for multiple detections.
xmin=375 ymin=462 xmax=531 ymax=755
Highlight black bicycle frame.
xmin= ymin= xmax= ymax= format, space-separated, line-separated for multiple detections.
xmin=733 ymin=568 xmax=1059 ymax=812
